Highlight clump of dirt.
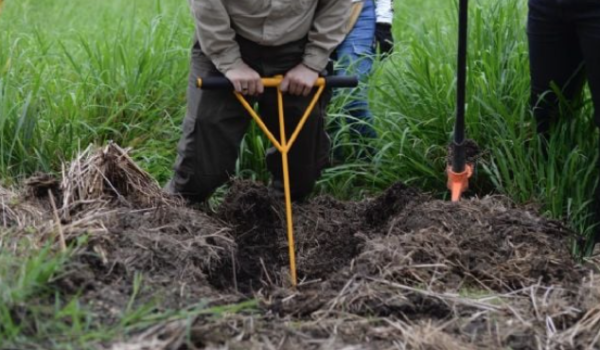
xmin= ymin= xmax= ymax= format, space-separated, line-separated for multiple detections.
xmin=447 ymin=138 xmax=481 ymax=165
xmin=293 ymin=195 xmax=364 ymax=281
xmin=211 ymin=181 xmax=283 ymax=292
xmin=363 ymin=181 xmax=425 ymax=227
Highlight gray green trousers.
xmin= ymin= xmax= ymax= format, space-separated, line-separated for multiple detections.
xmin=166 ymin=37 xmax=331 ymax=203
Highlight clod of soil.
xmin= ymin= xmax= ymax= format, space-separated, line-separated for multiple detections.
xmin=363 ymin=181 xmax=425 ymax=227
xmin=447 ymin=138 xmax=481 ymax=165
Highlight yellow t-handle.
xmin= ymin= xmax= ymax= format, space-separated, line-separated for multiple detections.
xmin=197 ymin=75 xmax=359 ymax=287
xmin=198 ymin=76 xmax=326 ymax=287
xmin=233 ymin=77 xmax=325 ymax=287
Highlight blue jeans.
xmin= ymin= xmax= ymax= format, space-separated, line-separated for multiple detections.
xmin=335 ymin=0 xmax=377 ymax=139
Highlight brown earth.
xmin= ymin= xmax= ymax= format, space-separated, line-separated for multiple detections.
xmin=2 ymin=143 xmax=599 ymax=350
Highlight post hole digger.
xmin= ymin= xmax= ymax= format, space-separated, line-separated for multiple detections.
xmin=447 ymin=0 xmax=475 ymax=202
xmin=196 ymin=75 xmax=358 ymax=287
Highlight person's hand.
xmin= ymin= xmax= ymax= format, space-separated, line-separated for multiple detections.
xmin=225 ymin=62 xmax=264 ymax=96
xmin=375 ymin=23 xmax=394 ymax=55
xmin=280 ymin=64 xmax=319 ymax=96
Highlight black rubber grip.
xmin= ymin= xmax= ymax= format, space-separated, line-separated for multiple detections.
xmin=198 ymin=77 xmax=234 ymax=89
xmin=324 ymin=76 xmax=359 ymax=88
xmin=197 ymin=76 xmax=358 ymax=89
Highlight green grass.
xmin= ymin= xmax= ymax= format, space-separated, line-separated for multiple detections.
xmin=0 ymin=236 xmax=258 ymax=349
xmin=325 ymin=0 xmax=599 ymax=253
xmin=0 ymin=0 xmax=190 ymax=184
xmin=2 ymin=0 xmax=598 ymax=251
xmin=0 ymin=1 xmax=596 ymax=225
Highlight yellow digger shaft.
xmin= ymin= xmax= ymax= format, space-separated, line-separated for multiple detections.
xmin=230 ymin=76 xmax=326 ymax=287
xmin=196 ymin=75 xmax=356 ymax=287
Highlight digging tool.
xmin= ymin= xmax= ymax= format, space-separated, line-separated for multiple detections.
xmin=447 ymin=0 xmax=474 ymax=202
xmin=196 ymin=75 xmax=358 ymax=287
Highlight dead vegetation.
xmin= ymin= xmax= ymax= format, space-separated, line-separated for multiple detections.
xmin=2 ymin=143 xmax=237 ymax=316
xmin=1 ymin=143 xmax=599 ymax=349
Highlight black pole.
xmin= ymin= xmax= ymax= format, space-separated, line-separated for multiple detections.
xmin=453 ymin=0 xmax=468 ymax=173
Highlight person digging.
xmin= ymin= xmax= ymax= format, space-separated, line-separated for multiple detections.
xmin=527 ymin=0 xmax=600 ymax=252
xmin=165 ymin=0 xmax=351 ymax=204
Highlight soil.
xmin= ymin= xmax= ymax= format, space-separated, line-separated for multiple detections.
xmin=213 ymin=181 xmax=366 ymax=293
xmin=57 ymin=206 xmax=238 ymax=316
xmin=447 ymin=138 xmax=481 ymax=165
xmin=2 ymin=145 xmax=599 ymax=349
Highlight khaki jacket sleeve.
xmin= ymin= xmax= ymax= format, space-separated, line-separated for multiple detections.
xmin=303 ymin=0 xmax=351 ymax=72
xmin=189 ymin=0 xmax=243 ymax=74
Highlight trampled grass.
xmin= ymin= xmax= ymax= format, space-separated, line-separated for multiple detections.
xmin=0 ymin=0 xmax=599 ymax=346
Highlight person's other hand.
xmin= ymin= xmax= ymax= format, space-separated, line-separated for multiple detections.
xmin=375 ymin=23 xmax=394 ymax=55
xmin=281 ymin=64 xmax=319 ymax=96
xmin=225 ymin=62 xmax=264 ymax=96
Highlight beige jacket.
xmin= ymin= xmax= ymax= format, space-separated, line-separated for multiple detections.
xmin=189 ymin=0 xmax=350 ymax=74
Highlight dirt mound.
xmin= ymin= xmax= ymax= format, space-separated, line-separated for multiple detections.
xmin=56 ymin=145 xmax=236 ymax=313
xmin=58 ymin=206 xmax=236 ymax=314
xmin=354 ymin=197 xmax=580 ymax=292
xmin=211 ymin=182 xmax=582 ymax=297
xmin=4 ymin=143 xmax=598 ymax=349
xmin=3 ymin=144 xmax=237 ymax=316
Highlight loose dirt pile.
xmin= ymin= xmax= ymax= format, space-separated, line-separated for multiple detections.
xmin=2 ymin=144 xmax=237 ymax=316
xmin=2 ymin=144 xmax=599 ymax=349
